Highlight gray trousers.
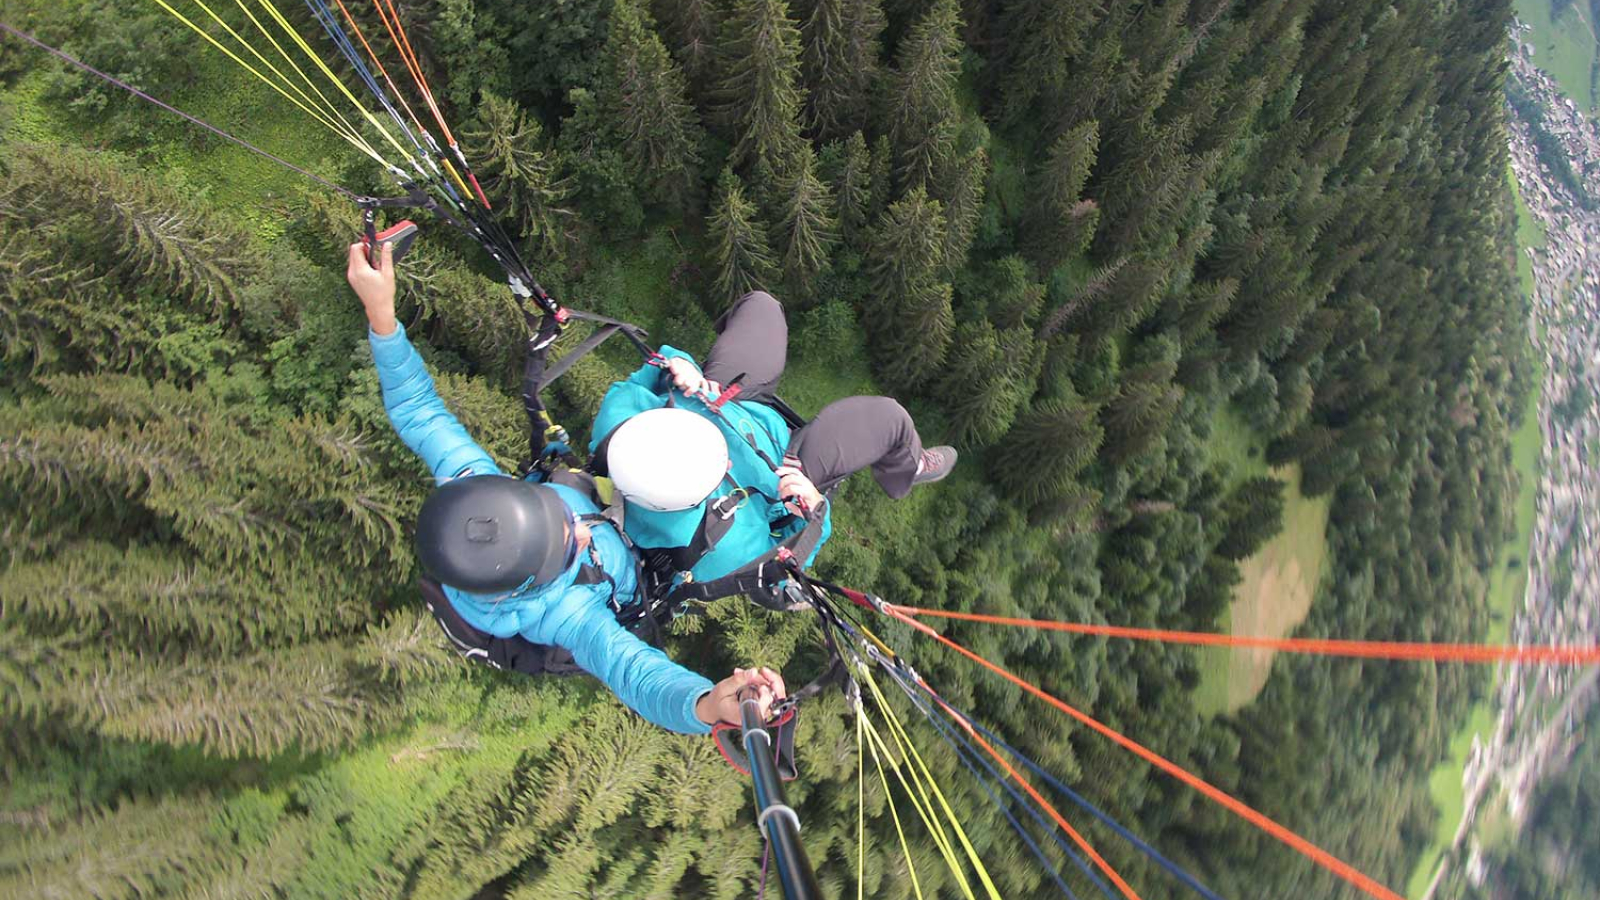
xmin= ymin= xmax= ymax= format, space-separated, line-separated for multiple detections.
xmin=703 ymin=292 xmax=925 ymax=499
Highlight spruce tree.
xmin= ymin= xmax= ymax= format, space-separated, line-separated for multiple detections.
xmin=776 ymin=144 xmax=839 ymax=297
xmin=884 ymin=0 xmax=963 ymax=189
xmin=652 ymin=0 xmax=721 ymax=95
xmin=1216 ymin=475 xmax=1287 ymax=560
xmin=824 ymin=131 xmax=873 ymax=241
xmin=716 ymin=0 xmax=807 ymax=178
xmin=601 ymin=0 xmax=705 ymax=209
xmin=937 ymin=146 xmax=988 ymax=276
xmin=991 ymin=0 xmax=1098 ymax=126
xmin=1 ymin=144 xmax=258 ymax=317
xmin=707 ymin=168 xmax=778 ymax=302
xmin=799 ymin=0 xmax=886 ymax=141
xmin=937 ymin=321 xmax=1041 ymax=446
xmin=865 ymin=187 xmax=952 ymax=390
xmin=1024 ymin=120 xmax=1100 ymax=272
xmin=1100 ymin=377 xmax=1183 ymax=463
xmin=465 ymin=93 xmax=578 ymax=261
xmin=995 ymin=393 xmax=1104 ymax=504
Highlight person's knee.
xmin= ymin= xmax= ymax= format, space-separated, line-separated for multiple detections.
xmin=737 ymin=291 xmax=783 ymax=314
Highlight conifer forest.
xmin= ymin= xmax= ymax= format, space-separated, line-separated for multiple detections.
xmin=0 ymin=0 xmax=1549 ymax=895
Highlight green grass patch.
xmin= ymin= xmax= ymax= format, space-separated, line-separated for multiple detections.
xmin=1196 ymin=408 xmax=1333 ymax=715
xmin=1405 ymin=705 xmax=1499 ymax=898
xmin=1516 ymin=0 xmax=1600 ymax=110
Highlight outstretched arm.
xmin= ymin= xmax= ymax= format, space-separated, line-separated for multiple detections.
xmin=347 ymin=242 xmax=497 ymax=482
xmin=550 ymin=599 xmax=785 ymax=734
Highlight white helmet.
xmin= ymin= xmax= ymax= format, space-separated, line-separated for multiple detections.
xmin=605 ymin=407 xmax=730 ymax=511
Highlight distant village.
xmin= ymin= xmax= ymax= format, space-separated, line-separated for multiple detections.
xmin=1438 ymin=24 xmax=1600 ymax=893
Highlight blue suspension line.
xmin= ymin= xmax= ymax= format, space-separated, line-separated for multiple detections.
xmin=876 ymin=659 xmax=1113 ymax=896
xmin=937 ymin=692 xmax=1227 ymax=900
xmin=873 ymin=663 xmax=1096 ymax=900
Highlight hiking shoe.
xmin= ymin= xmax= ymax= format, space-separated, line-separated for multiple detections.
xmin=912 ymin=446 xmax=958 ymax=486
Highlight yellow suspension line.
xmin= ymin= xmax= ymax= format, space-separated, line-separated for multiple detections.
xmin=226 ymin=0 xmax=375 ymax=144
xmin=184 ymin=0 xmax=351 ymax=134
xmin=861 ymin=666 xmax=1005 ymax=900
xmin=861 ymin=702 xmax=926 ymax=900
xmin=860 ymin=701 xmax=974 ymax=900
xmin=439 ymin=155 xmax=475 ymax=205
xmin=243 ymin=0 xmax=418 ymax=165
xmin=146 ymin=0 xmax=391 ymax=167
xmin=858 ymin=710 xmax=866 ymax=900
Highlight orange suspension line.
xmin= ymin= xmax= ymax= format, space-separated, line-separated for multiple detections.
xmin=369 ymin=0 xmax=453 ymax=146
xmin=330 ymin=0 xmax=428 ymax=138
xmin=886 ymin=606 xmax=1600 ymax=666
xmin=922 ymin=687 xmax=1146 ymax=900
xmin=884 ymin=607 xmax=1405 ymax=900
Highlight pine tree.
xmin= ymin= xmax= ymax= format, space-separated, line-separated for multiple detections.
xmin=1100 ymin=377 xmax=1183 ymax=463
xmin=824 ymin=131 xmax=874 ymax=241
xmin=884 ymin=0 xmax=963 ymax=189
xmin=776 ymin=144 xmax=839 ymax=296
xmin=937 ymin=321 xmax=1041 ymax=446
xmin=0 ymin=144 xmax=258 ymax=316
xmin=707 ymin=168 xmax=778 ymax=303
xmin=1216 ymin=475 xmax=1287 ymax=560
xmin=799 ymin=0 xmax=886 ymax=140
xmin=652 ymin=0 xmax=722 ymax=94
xmin=937 ymin=146 xmax=988 ymax=276
xmin=1024 ymin=120 xmax=1100 ymax=272
xmin=601 ymin=0 xmax=705 ymax=209
xmin=465 ymin=93 xmax=578 ymax=261
xmin=995 ymin=393 xmax=1104 ymax=504
xmin=991 ymin=0 xmax=1098 ymax=126
xmin=716 ymin=0 xmax=807 ymax=178
xmin=866 ymin=188 xmax=952 ymax=390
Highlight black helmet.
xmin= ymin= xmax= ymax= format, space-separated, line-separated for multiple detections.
xmin=416 ymin=476 xmax=575 ymax=593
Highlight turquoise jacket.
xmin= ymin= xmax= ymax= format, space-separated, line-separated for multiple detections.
xmin=590 ymin=346 xmax=831 ymax=583
xmin=371 ymin=324 xmax=714 ymax=735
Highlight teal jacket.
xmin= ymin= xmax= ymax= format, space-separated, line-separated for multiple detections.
xmin=371 ymin=324 xmax=714 ymax=735
xmin=590 ymin=346 xmax=831 ymax=583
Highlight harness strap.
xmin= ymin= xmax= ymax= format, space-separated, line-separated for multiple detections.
xmin=666 ymin=501 xmax=829 ymax=605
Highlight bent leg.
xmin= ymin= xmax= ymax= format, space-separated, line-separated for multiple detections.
xmin=789 ymin=396 xmax=924 ymax=499
xmin=703 ymin=291 xmax=788 ymax=401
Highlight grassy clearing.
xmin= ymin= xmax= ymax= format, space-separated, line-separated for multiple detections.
xmin=1516 ymin=0 xmax=1600 ymax=110
xmin=1403 ymin=171 xmax=1547 ymax=898
xmin=1195 ymin=409 xmax=1333 ymax=715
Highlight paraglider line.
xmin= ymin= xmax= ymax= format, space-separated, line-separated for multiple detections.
xmin=0 ymin=22 xmax=358 ymax=199
xmin=881 ymin=605 xmax=1405 ymax=900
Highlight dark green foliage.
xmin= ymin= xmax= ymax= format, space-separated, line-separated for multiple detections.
xmin=601 ymin=0 xmax=706 ymax=209
xmin=776 ymin=143 xmax=839 ymax=297
xmin=1216 ymin=475 xmax=1286 ymax=560
xmin=937 ymin=320 xmax=1041 ymax=446
xmin=865 ymin=186 xmax=952 ymax=390
xmin=822 ymin=131 xmax=874 ymax=240
xmin=884 ymin=0 xmax=963 ymax=189
xmin=1024 ymin=120 xmax=1100 ymax=272
xmin=707 ymin=167 xmax=778 ymax=303
xmin=715 ymin=0 xmax=807 ymax=177
xmin=994 ymin=392 xmax=1103 ymax=504
xmin=799 ymin=0 xmax=887 ymax=140
xmin=464 ymin=93 xmax=579 ymax=261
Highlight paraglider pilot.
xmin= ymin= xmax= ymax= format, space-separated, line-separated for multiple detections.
xmin=347 ymin=241 xmax=785 ymax=734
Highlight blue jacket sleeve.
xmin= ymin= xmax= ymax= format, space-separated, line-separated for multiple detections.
xmin=547 ymin=598 xmax=715 ymax=735
xmin=369 ymin=324 xmax=499 ymax=482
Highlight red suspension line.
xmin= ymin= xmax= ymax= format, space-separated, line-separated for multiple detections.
xmin=331 ymin=0 xmax=428 ymax=138
xmin=888 ymin=606 xmax=1600 ymax=666
xmin=884 ymin=607 xmax=1405 ymax=900
xmin=367 ymin=0 xmax=453 ymax=147
xmin=923 ymin=689 xmax=1146 ymax=900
